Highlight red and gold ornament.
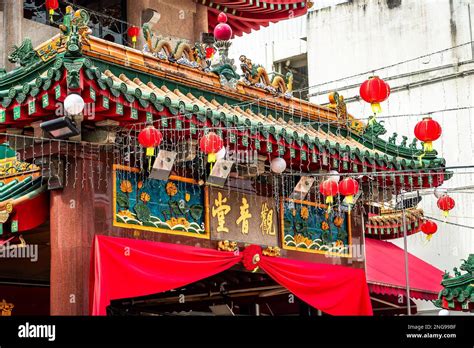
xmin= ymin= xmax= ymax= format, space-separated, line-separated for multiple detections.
xmin=242 ymin=245 xmax=262 ymax=272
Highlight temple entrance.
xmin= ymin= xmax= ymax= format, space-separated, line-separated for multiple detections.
xmin=107 ymin=269 xmax=318 ymax=316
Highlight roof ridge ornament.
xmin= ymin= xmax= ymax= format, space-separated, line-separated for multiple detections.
xmin=239 ymin=55 xmax=293 ymax=97
xmin=210 ymin=13 xmax=239 ymax=89
xmin=61 ymin=6 xmax=92 ymax=54
xmin=141 ymin=23 xmax=203 ymax=69
xmin=7 ymin=38 xmax=40 ymax=70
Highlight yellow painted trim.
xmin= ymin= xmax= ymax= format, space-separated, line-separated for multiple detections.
xmin=280 ymin=197 xmax=353 ymax=258
xmin=112 ymin=165 xmax=210 ymax=239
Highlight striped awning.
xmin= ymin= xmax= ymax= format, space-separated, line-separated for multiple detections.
xmin=201 ymin=0 xmax=310 ymax=36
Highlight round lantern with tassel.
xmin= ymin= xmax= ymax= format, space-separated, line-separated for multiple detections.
xmin=359 ymin=76 xmax=390 ymax=115
xmin=437 ymin=194 xmax=455 ymax=218
xmin=138 ymin=125 xmax=163 ymax=170
xmin=200 ymin=132 xmax=223 ymax=170
xmin=420 ymin=220 xmax=438 ymax=241
xmin=414 ymin=116 xmax=442 ymax=163
xmin=338 ymin=177 xmax=359 ymax=205
xmin=46 ymin=0 xmax=59 ymax=22
xmin=127 ymin=26 xmax=140 ymax=48
xmin=319 ymin=179 xmax=339 ymax=212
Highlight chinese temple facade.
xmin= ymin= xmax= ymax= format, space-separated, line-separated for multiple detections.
xmin=0 ymin=2 xmax=453 ymax=316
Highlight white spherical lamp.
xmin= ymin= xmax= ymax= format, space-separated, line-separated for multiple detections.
xmin=270 ymin=157 xmax=287 ymax=174
xmin=328 ymin=170 xmax=340 ymax=182
xmin=438 ymin=309 xmax=450 ymax=316
xmin=215 ymin=146 xmax=226 ymax=160
xmin=63 ymin=93 xmax=85 ymax=116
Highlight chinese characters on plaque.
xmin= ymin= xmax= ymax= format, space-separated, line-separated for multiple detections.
xmin=209 ymin=188 xmax=279 ymax=246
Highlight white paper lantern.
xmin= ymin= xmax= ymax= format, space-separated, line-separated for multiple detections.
xmin=270 ymin=157 xmax=287 ymax=174
xmin=63 ymin=93 xmax=85 ymax=116
xmin=438 ymin=309 xmax=450 ymax=316
xmin=328 ymin=170 xmax=340 ymax=182
xmin=215 ymin=146 xmax=226 ymax=160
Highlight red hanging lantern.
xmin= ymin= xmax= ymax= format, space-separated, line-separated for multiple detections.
xmin=45 ymin=0 xmax=59 ymax=22
xmin=359 ymin=76 xmax=390 ymax=114
xmin=200 ymin=132 xmax=223 ymax=164
xmin=138 ymin=126 xmax=163 ymax=171
xmin=319 ymin=179 xmax=339 ymax=211
xmin=414 ymin=116 xmax=442 ymax=154
xmin=420 ymin=220 xmax=438 ymax=241
xmin=437 ymin=195 xmax=455 ymax=218
xmin=338 ymin=177 xmax=359 ymax=204
xmin=127 ymin=26 xmax=140 ymax=48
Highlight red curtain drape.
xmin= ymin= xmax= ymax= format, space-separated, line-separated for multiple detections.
xmin=90 ymin=235 xmax=372 ymax=316
xmin=259 ymin=256 xmax=373 ymax=316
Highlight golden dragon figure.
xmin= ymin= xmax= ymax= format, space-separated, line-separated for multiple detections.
xmin=142 ymin=23 xmax=202 ymax=65
xmin=239 ymin=55 xmax=293 ymax=94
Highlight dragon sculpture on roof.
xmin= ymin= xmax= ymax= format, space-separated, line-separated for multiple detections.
xmin=239 ymin=55 xmax=293 ymax=96
xmin=142 ymin=23 xmax=206 ymax=69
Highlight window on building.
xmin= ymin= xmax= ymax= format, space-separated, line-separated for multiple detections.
xmin=273 ymin=53 xmax=309 ymax=100
xmin=23 ymin=0 xmax=127 ymax=44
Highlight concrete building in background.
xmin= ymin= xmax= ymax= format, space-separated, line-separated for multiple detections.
xmin=233 ymin=0 xmax=474 ymax=312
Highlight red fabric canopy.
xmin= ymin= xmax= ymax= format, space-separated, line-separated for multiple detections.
xmin=90 ymin=235 xmax=372 ymax=316
xmin=365 ymin=238 xmax=443 ymax=300
xmin=205 ymin=0 xmax=309 ymax=36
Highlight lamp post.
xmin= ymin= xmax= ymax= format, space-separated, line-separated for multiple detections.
xmin=400 ymin=193 xmax=412 ymax=316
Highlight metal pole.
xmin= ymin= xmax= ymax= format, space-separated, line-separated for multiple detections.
xmin=401 ymin=198 xmax=412 ymax=316
xmin=468 ymin=4 xmax=474 ymax=60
